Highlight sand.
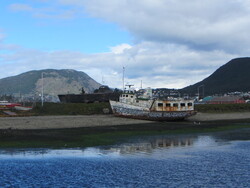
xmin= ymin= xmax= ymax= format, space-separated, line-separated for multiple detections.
xmin=0 ymin=112 xmax=250 ymax=130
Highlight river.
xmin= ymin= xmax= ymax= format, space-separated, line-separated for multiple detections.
xmin=0 ymin=129 xmax=249 ymax=188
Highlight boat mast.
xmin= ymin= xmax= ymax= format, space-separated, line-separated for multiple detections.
xmin=102 ymin=76 xmax=105 ymax=85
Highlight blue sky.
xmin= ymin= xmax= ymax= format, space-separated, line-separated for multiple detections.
xmin=1 ymin=0 xmax=250 ymax=89
xmin=1 ymin=1 xmax=130 ymax=53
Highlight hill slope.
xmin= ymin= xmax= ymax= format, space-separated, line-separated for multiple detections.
xmin=0 ymin=69 xmax=101 ymax=98
xmin=181 ymin=57 xmax=250 ymax=96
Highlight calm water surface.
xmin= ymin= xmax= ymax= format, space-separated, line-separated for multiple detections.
xmin=0 ymin=129 xmax=249 ymax=188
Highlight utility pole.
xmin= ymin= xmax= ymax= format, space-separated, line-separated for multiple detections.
xmin=198 ymin=85 xmax=204 ymax=99
xmin=41 ymin=72 xmax=44 ymax=107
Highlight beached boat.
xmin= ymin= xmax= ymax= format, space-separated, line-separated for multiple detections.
xmin=0 ymin=101 xmax=21 ymax=109
xmin=109 ymin=88 xmax=196 ymax=121
xmin=14 ymin=106 xmax=32 ymax=111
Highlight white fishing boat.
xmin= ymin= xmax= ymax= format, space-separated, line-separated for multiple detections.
xmin=109 ymin=87 xmax=196 ymax=121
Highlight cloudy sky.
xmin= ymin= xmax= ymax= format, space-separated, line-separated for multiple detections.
xmin=1 ymin=0 xmax=249 ymax=89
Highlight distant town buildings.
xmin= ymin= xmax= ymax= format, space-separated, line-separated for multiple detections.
xmin=202 ymin=96 xmax=245 ymax=104
xmin=150 ymin=88 xmax=250 ymax=104
xmin=1 ymin=85 xmax=250 ymax=105
xmin=196 ymin=91 xmax=250 ymax=104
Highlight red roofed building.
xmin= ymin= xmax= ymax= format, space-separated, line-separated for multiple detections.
xmin=207 ymin=96 xmax=245 ymax=104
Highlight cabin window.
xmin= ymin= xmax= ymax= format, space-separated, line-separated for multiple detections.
xmin=173 ymin=103 xmax=178 ymax=107
xmin=131 ymin=96 xmax=133 ymax=98
xmin=188 ymin=103 xmax=193 ymax=106
xmin=123 ymin=95 xmax=125 ymax=97
xmin=166 ymin=103 xmax=171 ymax=107
xmin=126 ymin=95 xmax=128 ymax=97
xmin=158 ymin=103 xmax=163 ymax=107
xmin=181 ymin=103 xmax=186 ymax=107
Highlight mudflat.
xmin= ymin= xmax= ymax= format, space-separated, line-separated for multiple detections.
xmin=0 ymin=115 xmax=151 ymax=130
xmin=0 ymin=112 xmax=250 ymax=130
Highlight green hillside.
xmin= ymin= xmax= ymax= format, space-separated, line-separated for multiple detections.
xmin=0 ymin=69 xmax=101 ymax=97
xmin=181 ymin=57 xmax=250 ymax=96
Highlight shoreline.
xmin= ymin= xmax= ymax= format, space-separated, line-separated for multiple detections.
xmin=188 ymin=112 xmax=250 ymax=122
xmin=0 ymin=113 xmax=250 ymax=148
xmin=0 ymin=112 xmax=250 ymax=130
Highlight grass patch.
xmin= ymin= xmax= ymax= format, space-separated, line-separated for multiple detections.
xmin=30 ymin=102 xmax=111 ymax=115
xmin=195 ymin=103 xmax=250 ymax=113
xmin=0 ymin=102 xmax=111 ymax=116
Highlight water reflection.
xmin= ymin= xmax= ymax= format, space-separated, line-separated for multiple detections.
xmin=0 ymin=134 xmax=224 ymax=159
xmin=0 ymin=129 xmax=249 ymax=188
xmin=0 ymin=129 xmax=249 ymax=159
xmin=110 ymin=135 xmax=196 ymax=155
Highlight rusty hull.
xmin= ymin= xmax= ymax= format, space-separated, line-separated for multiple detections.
xmin=111 ymin=105 xmax=196 ymax=121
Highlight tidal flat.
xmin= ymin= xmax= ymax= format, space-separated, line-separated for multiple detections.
xmin=0 ymin=118 xmax=250 ymax=148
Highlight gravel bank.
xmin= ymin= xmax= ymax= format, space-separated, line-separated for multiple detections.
xmin=1 ymin=112 xmax=250 ymax=130
xmin=0 ymin=115 xmax=151 ymax=130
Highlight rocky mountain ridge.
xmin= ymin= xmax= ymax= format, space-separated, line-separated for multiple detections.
xmin=0 ymin=69 xmax=101 ymax=101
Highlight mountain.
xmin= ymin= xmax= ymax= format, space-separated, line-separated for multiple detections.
xmin=0 ymin=69 xmax=101 ymax=99
xmin=181 ymin=57 xmax=250 ymax=96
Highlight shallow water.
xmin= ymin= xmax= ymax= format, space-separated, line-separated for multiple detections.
xmin=0 ymin=129 xmax=249 ymax=188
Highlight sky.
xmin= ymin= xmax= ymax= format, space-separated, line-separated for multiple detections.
xmin=1 ymin=0 xmax=250 ymax=89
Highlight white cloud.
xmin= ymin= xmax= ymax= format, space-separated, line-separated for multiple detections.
xmin=0 ymin=40 xmax=236 ymax=89
xmin=59 ymin=0 xmax=250 ymax=53
xmin=8 ymin=0 xmax=250 ymax=54
xmin=2 ymin=0 xmax=249 ymax=89
xmin=110 ymin=44 xmax=132 ymax=54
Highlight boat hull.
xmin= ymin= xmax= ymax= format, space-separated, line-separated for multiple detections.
xmin=110 ymin=101 xmax=196 ymax=121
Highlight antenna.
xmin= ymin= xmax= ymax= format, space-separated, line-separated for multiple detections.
xmin=122 ymin=67 xmax=125 ymax=91
xmin=125 ymin=84 xmax=134 ymax=89
xmin=102 ymin=76 xmax=105 ymax=85
xmin=141 ymin=80 xmax=142 ymax=89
